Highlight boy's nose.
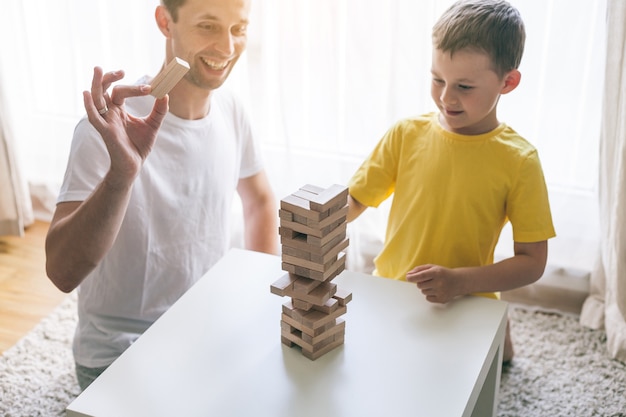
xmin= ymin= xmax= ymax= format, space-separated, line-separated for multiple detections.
xmin=440 ymin=87 xmax=457 ymax=105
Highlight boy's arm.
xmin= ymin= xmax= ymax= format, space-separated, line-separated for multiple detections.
xmin=347 ymin=194 xmax=367 ymax=222
xmin=406 ymin=240 xmax=547 ymax=304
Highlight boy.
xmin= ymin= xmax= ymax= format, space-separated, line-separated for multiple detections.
xmin=347 ymin=0 xmax=555 ymax=362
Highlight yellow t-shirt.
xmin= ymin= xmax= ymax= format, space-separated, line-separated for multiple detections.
xmin=349 ymin=113 xmax=556 ymax=295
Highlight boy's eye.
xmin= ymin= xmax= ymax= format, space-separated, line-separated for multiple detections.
xmin=458 ymin=84 xmax=473 ymax=90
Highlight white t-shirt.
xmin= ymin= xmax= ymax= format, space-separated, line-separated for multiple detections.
xmin=57 ymin=86 xmax=263 ymax=367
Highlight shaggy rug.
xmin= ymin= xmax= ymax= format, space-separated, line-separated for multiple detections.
xmin=1 ymin=295 xmax=625 ymax=417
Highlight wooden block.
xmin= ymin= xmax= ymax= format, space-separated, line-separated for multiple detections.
xmin=293 ymin=298 xmax=313 ymax=311
xmin=283 ymin=279 xmax=337 ymax=306
xmin=282 ymin=253 xmax=337 ymax=273
xmin=278 ymin=210 xmax=293 ymax=221
xmin=299 ymin=184 xmax=326 ymax=194
xmin=281 ymin=323 xmax=339 ymax=353
xmin=307 ymin=223 xmax=347 ymax=247
xmin=281 ymin=303 xmax=337 ymax=337
xmin=278 ymin=226 xmax=303 ymax=239
xmin=293 ymin=213 xmax=309 ymax=225
xmin=282 ymin=252 xmax=345 ymax=281
xmin=301 ymin=318 xmax=345 ymax=345
xmin=293 ymin=275 xmax=323 ymax=293
xmin=280 ymin=194 xmax=322 ymax=221
xmin=281 ymin=232 xmax=344 ymax=256
xmin=287 ymin=304 xmax=347 ymax=330
xmin=150 ymin=57 xmax=190 ymax=99
xmin=293 ymin=184 xmax=348 ymax=213
xmin=310 ymin=238 xmax=349 ymax=265
xmin=302 ymin=334 xmax=345 ymax=360
xmin=307 ymin=205 xmax=348 ymax=229
xmin=280 ymin=218 xmax=325 ymax=238
xmin=282 ymin=245 xmax=312 ymax=261
xmin=281 ymin=336 xmax=296 ymax=347
xmin=270 ymin=273 xmax=297 ymax=297
xmin=333 ymin=288 xmax=353 ymax=306
xmin=312 ymin=297 xmax=339 ymax=314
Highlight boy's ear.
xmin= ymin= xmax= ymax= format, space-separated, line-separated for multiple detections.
xmin=155 ymin=5 xmax=173 ymax=37
xmin=501 ymin=69 xmax=521 ymax=94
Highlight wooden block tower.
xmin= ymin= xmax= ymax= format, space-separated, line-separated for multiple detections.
xmin=270 ymin=184 xmax=353 ymax=360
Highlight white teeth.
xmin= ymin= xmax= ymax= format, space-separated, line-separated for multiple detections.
xmin=202 ymin=58 xmax=228 ymax=70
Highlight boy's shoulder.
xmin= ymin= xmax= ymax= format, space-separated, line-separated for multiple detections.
xmin=389 ymin=112 xmax=438 ymax=133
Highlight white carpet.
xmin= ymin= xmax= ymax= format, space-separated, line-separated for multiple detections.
xmin=1 ymin=295 xmax=625 ymax=417
xmin=0 ymin=293 xmax=80 ymax=417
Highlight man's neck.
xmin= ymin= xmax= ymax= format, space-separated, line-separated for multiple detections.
xmin=166 ymin=81 xmax=213 ymax=120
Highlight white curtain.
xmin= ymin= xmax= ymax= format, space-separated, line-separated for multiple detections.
xmin=0 ymin=75 xmax=33 ymax=236
xmin=580 ymin=0 xmax=626 ymax=363
xmin=242 ymin=0 xmax=606 ymax=273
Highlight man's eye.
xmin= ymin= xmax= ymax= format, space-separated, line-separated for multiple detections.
xmin=233 ymin=25 xmax=248 ymax=36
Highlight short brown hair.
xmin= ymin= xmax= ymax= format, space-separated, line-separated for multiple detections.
xmin=161 ymin=0 xmax=186 ymax=22
xmin=432 ymin=0 xmax=525 ymax=77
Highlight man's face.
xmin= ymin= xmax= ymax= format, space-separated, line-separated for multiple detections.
xmin=167 ymin=0 xmax=251 ymax=91
xmin=430 ymin=48 xmax=508 ymax=135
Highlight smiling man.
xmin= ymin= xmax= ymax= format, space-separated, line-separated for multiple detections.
xmin=45 ymin=0 xmax=277 ymax=390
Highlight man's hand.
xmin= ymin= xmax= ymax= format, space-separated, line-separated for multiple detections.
xmin=83 ymin=66 xmax=169 ymax=188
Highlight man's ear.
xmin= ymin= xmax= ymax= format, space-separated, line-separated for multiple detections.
xmin=155 ymin=5 xmax=173 ymax=37
xmin=501 ymin=69 xmax=521 ymax=94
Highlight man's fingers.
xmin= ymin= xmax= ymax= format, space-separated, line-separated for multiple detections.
xmin=90 ymin=67 xmax=125 ymax=113
xmin=109 ymin=84 xmax=151 ymax=107
xmin=101 ymin=70 xmax=125 ymax=93
xmin=90 ymin=67 xmax=106 ymax=111
xmin=83 ymin=91 xmax=104 ymax=127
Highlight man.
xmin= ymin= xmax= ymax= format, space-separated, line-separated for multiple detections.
xmin=45 ymin=0 xmax=277 ymax=390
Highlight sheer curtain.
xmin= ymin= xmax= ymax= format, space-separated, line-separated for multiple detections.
xmin=0 ymin=0 xmax=162 ymax=220
xmin=241 ymin=0 xmax=606 ymax=273
xmin=0 ymin=76 xmax=33 ymax=236
xmin=0 ymin=1 xmax=606 ymax=275
xmin=580 ymin=0 xmax=626 ymax=363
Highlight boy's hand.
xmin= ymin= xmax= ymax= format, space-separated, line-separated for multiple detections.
xmin=406 ymin=264 xmax=463 ymax=304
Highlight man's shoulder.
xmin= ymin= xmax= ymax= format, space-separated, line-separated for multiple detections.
xmin=212 ymin=87 xmax=244 ymax=108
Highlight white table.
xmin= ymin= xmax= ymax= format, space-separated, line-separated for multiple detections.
xmin=66 ymin=248 xmax=507 ymax=417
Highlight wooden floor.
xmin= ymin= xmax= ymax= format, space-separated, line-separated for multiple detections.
xmin=0 ymin=220 xmax=67 ymax=354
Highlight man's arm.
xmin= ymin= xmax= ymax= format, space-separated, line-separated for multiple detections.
xmin=45 ymin=67 xmax=168 ymax=293
xmin=237 ymin=170 xmax=279 ymax=254
xmin=406 ymin=240 xmax=548 ymax=304
xmin=45 ymin=176 xmax=135 ymax=293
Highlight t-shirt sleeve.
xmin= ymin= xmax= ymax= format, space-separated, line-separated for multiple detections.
xmin=348 ymin=123 xmax=400 ymax=208
xmin=57 ymin=118 xmax=110 ymax=203
xmin=507 ymin=150 xmax=556 ymax=242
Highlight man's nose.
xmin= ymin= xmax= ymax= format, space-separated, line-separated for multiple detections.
xmin=214 ymin=31 xmax=235 ymax=56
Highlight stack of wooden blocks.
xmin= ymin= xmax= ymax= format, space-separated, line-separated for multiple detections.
xmin=270 ymin=184 xmax=353 ymax=360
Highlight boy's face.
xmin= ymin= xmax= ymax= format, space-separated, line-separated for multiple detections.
xmin=430 ymin=48 xmax=518 ymax=135
xmin=161 ymin=0 xmax=251 ymax=91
